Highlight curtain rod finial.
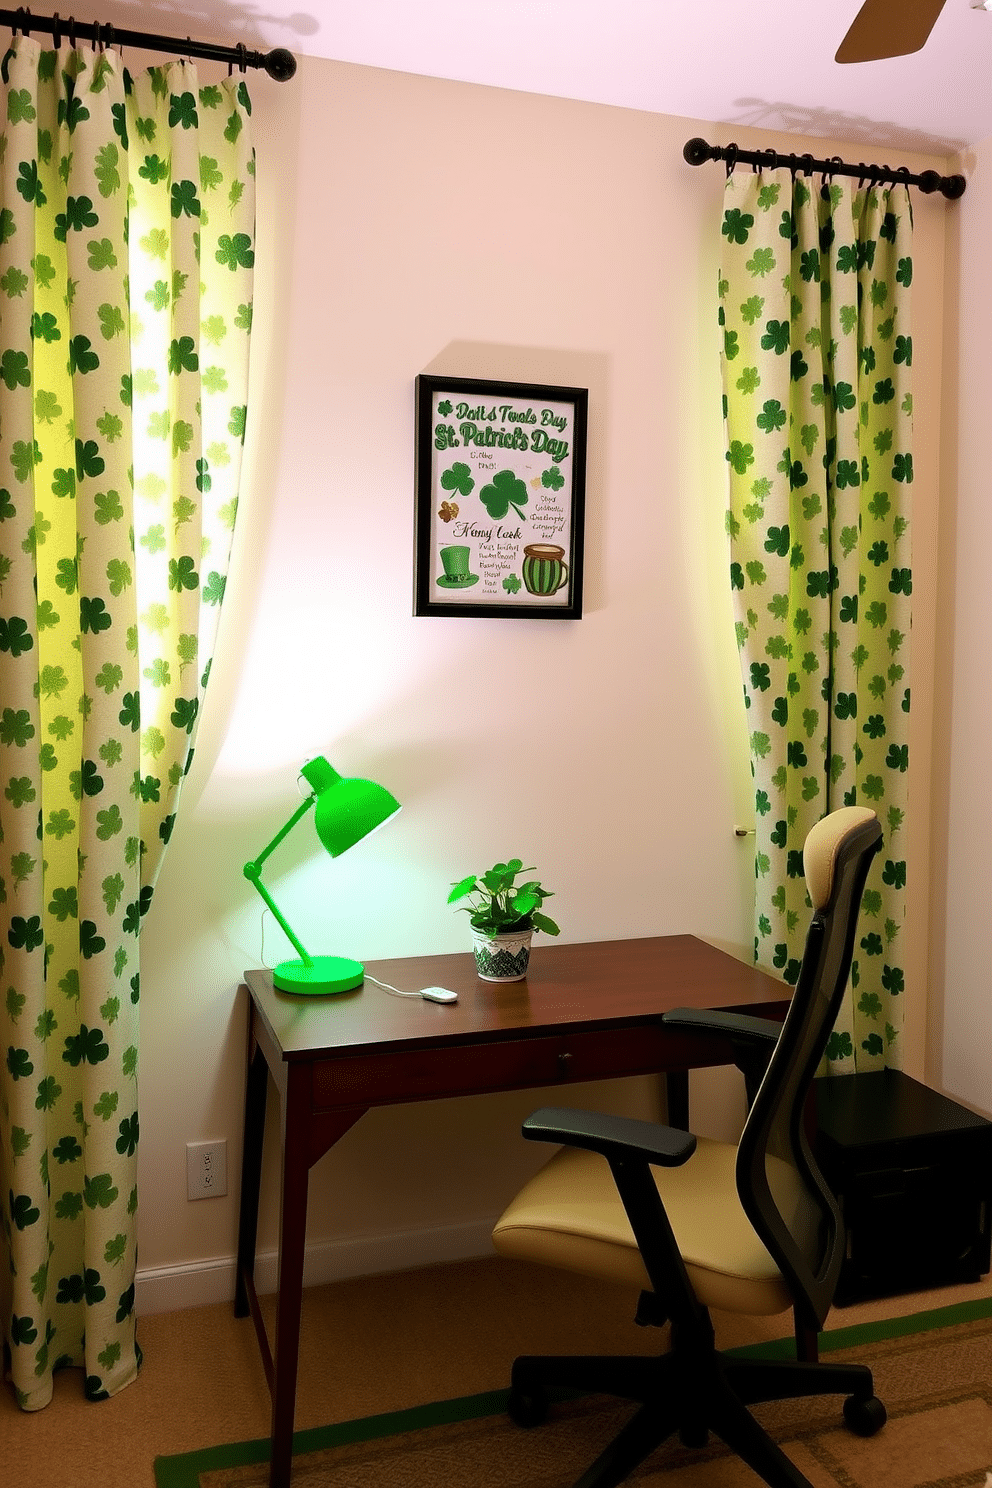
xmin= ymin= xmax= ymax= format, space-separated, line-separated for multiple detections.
xmin=264 ymin=47 xmax=296 ymax=81
xmin=683 ymin=137 xmax=713 ymax=167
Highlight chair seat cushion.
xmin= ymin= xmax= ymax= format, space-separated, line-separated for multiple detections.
xmin=492 ymin=1136 xmax=795 ymax=1316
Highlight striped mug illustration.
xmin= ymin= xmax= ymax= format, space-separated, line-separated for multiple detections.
xmin=521 ymin=543 xmax=568 ymax=596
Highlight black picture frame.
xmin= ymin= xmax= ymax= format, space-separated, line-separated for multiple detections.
xmin=414 ymin=374 xmax=587 ymax=619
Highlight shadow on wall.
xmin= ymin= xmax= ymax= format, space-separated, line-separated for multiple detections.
xmin=723 ymin=98 xmax=966 ymax=158
xmin=38 ymin=0 xmax=321 ymax=53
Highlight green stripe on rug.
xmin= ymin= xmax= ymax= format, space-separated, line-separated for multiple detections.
xmin=153 ymin=1293 xmax=992 ymax=1487
xmin=725 ymin=1292 xmax=992 ymax=1359
xmin=153 ymin=1389 xmax=515 ymax=1488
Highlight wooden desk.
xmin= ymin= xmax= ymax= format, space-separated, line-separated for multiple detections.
xmin=234 ymin=935 xmax=788 ymax=1488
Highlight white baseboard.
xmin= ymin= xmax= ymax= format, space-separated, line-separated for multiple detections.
xmin=135 ymin=1215 xmax=499 ymax=1316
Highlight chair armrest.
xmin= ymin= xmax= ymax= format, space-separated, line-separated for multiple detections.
xmin=522 ymin=1106 xmax=696 ymax=1167
xmin=661 ymin=1006 xmax=783 ymax=1045
xmin=522 ymin=1107 xmax=706 ymax=1328
xmin=661 ymin=1007 xmax=783 ymax=1108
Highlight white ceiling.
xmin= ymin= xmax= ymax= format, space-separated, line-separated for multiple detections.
xmin=18 ymin=0 xmax=992 ymax=155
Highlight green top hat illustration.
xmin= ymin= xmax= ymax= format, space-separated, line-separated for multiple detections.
xmin=436 ymin=544 xmax=479 ymax=589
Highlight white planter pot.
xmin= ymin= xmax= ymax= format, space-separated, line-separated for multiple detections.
xmin=471 ymin=926 xmax=533 ymax=982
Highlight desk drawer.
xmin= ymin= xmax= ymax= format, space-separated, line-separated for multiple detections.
xmin=312 ymin=1025 xmax=685 ymax=1110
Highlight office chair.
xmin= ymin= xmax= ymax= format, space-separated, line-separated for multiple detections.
xmin=492 ymin=806 xmax=885 ymax=1488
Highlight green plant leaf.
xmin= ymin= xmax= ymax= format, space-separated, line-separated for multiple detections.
xmin=447 ymin=874 xmax=477 ymax=904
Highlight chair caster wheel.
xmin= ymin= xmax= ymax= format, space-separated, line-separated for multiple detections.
xmin=843 ymin=1393 xmax=886 ymax=1437
xmin=508 ymin=1385 xmax=548 ymax=1428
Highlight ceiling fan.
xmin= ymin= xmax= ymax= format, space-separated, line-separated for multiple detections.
xmin=836 ymin=0 xmax=971 ymax=62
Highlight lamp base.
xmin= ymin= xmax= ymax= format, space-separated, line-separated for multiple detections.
xmin=273 ymin=956 xmax=364 ymax=995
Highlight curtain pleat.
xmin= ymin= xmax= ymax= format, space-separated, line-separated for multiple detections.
xmin=0 ymin=35 xmax=254 ymax=1408
xmin=718 ymin=168 xmax=912 ymax=1071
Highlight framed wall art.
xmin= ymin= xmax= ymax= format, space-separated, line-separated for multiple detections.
xmin=414 ymin=374 xmax=587 ymax=619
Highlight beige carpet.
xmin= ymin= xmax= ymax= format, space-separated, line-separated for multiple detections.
xmin=6 ymin=1257 xmax=992 ymax=1488
xmin=160 ymin=1301 xmax=992 ymax=1488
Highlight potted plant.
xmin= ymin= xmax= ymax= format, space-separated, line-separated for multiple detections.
xmin=447 ymin=858 xmax=560 ymax=982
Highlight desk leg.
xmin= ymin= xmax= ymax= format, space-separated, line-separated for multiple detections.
xmin=235 ymin=1036 xmax=269 ymax=1319
xmin=269 ymin=1072 xmax=310 ymax=1488
xmin=665 ymin=1070 xmax=689 ymax=1131
xmin=268 ymin=1091 xmax=366 ymax=1488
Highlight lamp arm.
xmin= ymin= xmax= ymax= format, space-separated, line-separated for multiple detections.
xmin=244 ymin=870 xmax=313 ymax=964
xmin=243 ymin=795 xmax=317 ymax=965
xmin=246 ymin=795 xmax=316 ymax=874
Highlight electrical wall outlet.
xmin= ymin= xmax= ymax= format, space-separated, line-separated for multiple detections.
xmin=186 ymin=1139 xmax=228 ymax=1201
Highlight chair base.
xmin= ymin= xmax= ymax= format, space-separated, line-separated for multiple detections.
xmin=508 ymin=1321 xmax=884 ymax=1488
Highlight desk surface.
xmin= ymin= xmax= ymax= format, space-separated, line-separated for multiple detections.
xmin=244 ymin=934 xmax=788 ymax=1062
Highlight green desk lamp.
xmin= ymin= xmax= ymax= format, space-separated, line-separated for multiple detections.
xmin=243 ymin=756 xmax=401 ymax=995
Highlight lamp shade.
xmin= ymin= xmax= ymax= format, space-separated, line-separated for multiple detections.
xmin=302 ymin=756 xmax=401 ymax=857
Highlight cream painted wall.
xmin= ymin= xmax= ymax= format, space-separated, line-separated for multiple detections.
xmin=931 ymin=133 xmax=992 ymax=1116
xmin=133 ymin=57 xmax=953 ymax=1306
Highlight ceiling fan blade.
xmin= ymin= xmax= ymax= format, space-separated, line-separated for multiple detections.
xmin=836 ymin=0 xmax=948 ymax=62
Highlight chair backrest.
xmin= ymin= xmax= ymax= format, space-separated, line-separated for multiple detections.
xmin=735 ymin=806 xmax=883 ymax=1332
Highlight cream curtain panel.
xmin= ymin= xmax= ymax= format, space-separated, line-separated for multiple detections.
xmin=0 ymin=35 xmax=253 ymax=1407
xmin=718 ymin=166 xmax=912 ymax=1072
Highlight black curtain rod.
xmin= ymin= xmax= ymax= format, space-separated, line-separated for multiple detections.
xmin=684 ymin=136 xmax=965 ymax=201
xmin=0 ymin=7 xmax=297 ymax=80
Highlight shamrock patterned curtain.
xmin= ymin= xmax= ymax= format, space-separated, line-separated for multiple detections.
xmin=718 ymin=166 xmax=912 ymax=1073
xmin=0 ymin=35 xmax=254 ymax=1409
